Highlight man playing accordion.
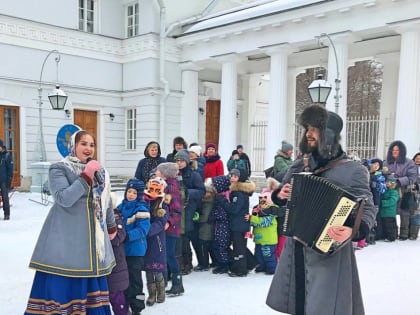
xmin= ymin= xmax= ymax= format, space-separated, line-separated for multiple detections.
xmin=266 ymin=105 xmax=376 ymax=315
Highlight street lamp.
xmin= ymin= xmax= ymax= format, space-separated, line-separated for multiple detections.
xmin=308 ymin=33 xmax=341 ymax=113
xmin=308 ymin=73 xmax=331 ymax=103
xmin=37 ymin=50 xmax=68 ymax=162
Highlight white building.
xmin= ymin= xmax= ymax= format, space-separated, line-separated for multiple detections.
xmin=0 ymin=0 xmax=418 ymax=190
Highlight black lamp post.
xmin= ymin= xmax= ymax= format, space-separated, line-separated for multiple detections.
xmin=308 ymin=33 xmax=341 ymax=113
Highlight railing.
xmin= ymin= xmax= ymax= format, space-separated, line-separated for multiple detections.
xmin=250 ymin=114 xmax=380 ymax=172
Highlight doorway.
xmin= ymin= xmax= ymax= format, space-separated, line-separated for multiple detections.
xmin=0 ymin=106 xmax=20 ymax=187
xmin=205 ymin=100 xmax=220 ymax=147
xmin=74 ymin=109 xmax=98 ymax=159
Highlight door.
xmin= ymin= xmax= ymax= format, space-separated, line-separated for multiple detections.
xmin=0 ymin=106 xmax=20 ymax=187
xmin=74 ymin=109 xmax=98 ymax=159
xmin=205 ymin=100 xmax=220 ymax=147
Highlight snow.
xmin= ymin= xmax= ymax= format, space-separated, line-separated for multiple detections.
xmin=1 ymin=191 xmax=420 ymax=314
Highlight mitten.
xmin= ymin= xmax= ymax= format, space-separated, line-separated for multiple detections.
xmin=83 ymin=160 xmax=101 ymax=181
xmin=156 ymin=208 xmax=166 ymax=217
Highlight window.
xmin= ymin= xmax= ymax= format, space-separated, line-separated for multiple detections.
xmin=127 ymin=3 xmax=139 ymax=38
xmin=126 ymin=108 xmax=137 ymax=150
xmin=79 ymin=0 xmax=95 ymax=33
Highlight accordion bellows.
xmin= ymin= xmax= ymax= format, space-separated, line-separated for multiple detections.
xmin=283 ymin=173 xmax=361 ymax=254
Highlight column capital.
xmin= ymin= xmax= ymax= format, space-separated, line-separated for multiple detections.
xmin=179 ymin=61 xmax=203 ymax=72
xmin=258 ymin=43 xmax=296 ymax=56
xmin=387 ymin=17 xmax=420 ymax=34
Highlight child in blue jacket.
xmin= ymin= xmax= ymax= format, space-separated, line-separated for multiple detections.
xmin=118 ymin=178 xmax=151 ymax=315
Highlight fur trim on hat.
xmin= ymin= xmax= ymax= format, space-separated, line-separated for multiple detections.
xmin=298 ymin=105 xmax=341 ymax=159
xmin=157 ymin=162 xmax=179 ymax=179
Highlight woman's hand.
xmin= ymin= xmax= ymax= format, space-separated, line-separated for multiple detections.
xmin=327 ymin=226 xmax=353 ymax=243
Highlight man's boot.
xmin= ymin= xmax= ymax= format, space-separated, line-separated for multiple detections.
xmin=156 ymin=278 xmax=166 ymax=303
xmin=146 ymin=282 xmax=156 ymax=306
xmin=409 ymin=225 xmax=420 ymax=240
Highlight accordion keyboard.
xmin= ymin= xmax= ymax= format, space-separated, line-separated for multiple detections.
xmin=315 ymin=196 xmax=358 ymax=253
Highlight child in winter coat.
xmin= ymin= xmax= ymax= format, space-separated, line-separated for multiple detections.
xmin=143 ymin=177 xmax=169 ymax=306
xmin=118 ymin=178 xmax=151 ymax=315
xmin=156 ymin=162 xmax=184 ymax=296
xmin=380 ymin=174 xmax=399 ymax=241
xmin=246 ymin=188 xmax=278 ymax=275
xmin=107 ymin=193 xmax=130 ymax=315
xmin=206 ymin=175 xmax=232 ymax=274
xmin=215 ymin=168 xmax=256 ymax=277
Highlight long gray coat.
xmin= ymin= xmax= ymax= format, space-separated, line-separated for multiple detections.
xmin=266 ymin=153 xmax=376 ymax=315
xmin=29 ymin=162 xmax=116 ymax=277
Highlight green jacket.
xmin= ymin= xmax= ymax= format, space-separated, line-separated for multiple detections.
xmin=249 ymin=214 xmax=278 ymax=245
xmin=380 ymin=188 xmax=399 ymax=218
xmin=273 ymin=151 xmax=293 ymax=176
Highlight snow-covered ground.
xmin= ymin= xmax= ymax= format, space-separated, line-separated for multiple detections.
xmin=1 ymin=191 xmax=420 ymax=314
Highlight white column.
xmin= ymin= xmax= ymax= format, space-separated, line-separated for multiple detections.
xmin=394 ymin=28 xmax=420 ymax=157
xmin=375 ymin=52 xmax=399 ymax=159
xmin=217 ymin=55 xmax=238 ymax=167
xmin=326 ymin=38 xmax=349 ymax=150
xmin=180 ymin=62 xmax=201 ymax=142
xmin=264 ymin=46 xmax=290 ymax=168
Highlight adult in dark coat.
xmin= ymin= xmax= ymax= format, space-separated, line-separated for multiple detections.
xmin=266 ymin=105 xmax=376 ymax=315
xmin=166 ymin=136 xmax=188 ymax=162
xmin=383 ymin=140 xmax=417 ymax=240
xmin=134 ymin=141 xmax=166 ymax=183
xmin=0 ymin=140 xmax=13 ymax=220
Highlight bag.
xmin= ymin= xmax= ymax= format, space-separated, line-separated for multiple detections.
xmin=410 ymin=210 xmax=420 ymax=226
xmin=400 ymin=191 xmax=417 ymax=211
xmin=264 ymin=166 xmax=274 ymax=178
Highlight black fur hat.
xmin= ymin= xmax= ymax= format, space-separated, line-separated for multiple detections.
xmin=298 ymin=105 xmax=343 ymax=159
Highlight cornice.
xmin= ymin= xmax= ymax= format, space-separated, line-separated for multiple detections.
xmin=0 ymin=14 xmax=181 ymax=63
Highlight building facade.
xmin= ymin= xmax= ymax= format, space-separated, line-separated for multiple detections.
xmin=0 ymin=0 xmax=419 ymax=190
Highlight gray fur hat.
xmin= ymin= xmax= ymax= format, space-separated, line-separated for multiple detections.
xmin=157 ymin=162 xmax=179 ymax=179
xmin=298 ymin=105 xmax=343 ymax=158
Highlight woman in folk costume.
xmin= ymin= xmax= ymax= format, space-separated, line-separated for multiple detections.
xmin=25 ymin=130 xmax=117 ymax=315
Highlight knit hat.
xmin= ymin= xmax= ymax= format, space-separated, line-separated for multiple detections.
xmin=281 ymin=141 xmax=293 ymax=153
xmin=231 ymin=150 xmax=239 ymax=156
xmin=229 ymin=168 xmax=248 ymax=182
xmin=206 ymin=142 xmax=217 ymax=151
xmin=236 ymin=144 xmax=243 ymax=150
xmin=386 ymin=173 xmax=397 ymax=183
xmin=157 ymin=162 xmax=179 ymax=179
xmin=125 ymin=178 xmax=145 ymax=201
xmin=189 ymin=145 xmax=202 ymax=157
xmin=207 ymin=175 xmax=231 ymax=193
xmin=175 ymin=149 xmax=190 ymax=164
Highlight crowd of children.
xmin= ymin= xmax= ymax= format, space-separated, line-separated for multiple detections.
xmin=106 ymin=140 xmax=420 ymax=315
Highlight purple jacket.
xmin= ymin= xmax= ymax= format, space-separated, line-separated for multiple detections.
xmin=164 ymin=177 xmax=182 ymax=238
xmin=107 ymin=209 xmax=129 ymax=293
xmin=144 ymin=199 xmax=168 ymax=272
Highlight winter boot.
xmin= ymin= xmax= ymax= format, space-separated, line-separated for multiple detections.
xmin=166 ymin=273 xmax=184 ymax=296
xmin=156 ymin=278 xmax=166 ymax=303
xmin=146 ymin=282 xmax=157 ymax=306
xmin=409 ymin=225 xmax=420 ymax=240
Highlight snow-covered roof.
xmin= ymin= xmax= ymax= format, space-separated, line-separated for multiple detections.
xmin=181 ymin=0 xmax=326 ymax=35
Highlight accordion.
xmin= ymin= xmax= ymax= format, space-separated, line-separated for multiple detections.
xmin=283 ymin=173 xmax=363 ymax=254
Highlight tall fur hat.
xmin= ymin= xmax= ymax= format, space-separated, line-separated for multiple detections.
xmin=298 ymin=105 xmax=343 ymax=159
xmin=157 ymin=162 xmax=179 ymax=179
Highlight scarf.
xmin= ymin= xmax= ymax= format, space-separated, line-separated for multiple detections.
xmin=62 ymin=154 xmax=110 ymax=263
